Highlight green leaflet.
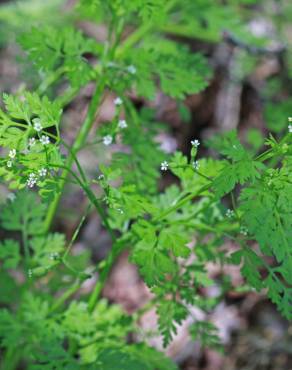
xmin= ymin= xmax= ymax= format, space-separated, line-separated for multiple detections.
xmin=30 ymin=233 xmax=65 ymax=271
xmin=0 ymin=309 xmax=22 ymax=348
xmin=96 ymin=344 xmax=178 ymax=370
xmin=28 ymin=342 xmax=82 ymax=370
xmin=265 ymin=274 xmax=292 ymax=320
xmin=159 ymin=227 xmax=190 ymax=258
xmin=213 ymin=159 xmax=263 ymax=198
xmin=240 ymin=182 xmax=292 ymax=263
xmin=121 ymin=41 xmax=211 ymax=100
xmin=0 ymin=239 xmax=20 ymax=269
xmin=19 ymin=26 xmax=101 ymax=88
xmin=1 ymin=191 xmax=45 ymax=235
xmin=189 ymin=321 xmax=222 ymax=352
xmin=79 ymin=0 xmax=168 ymax=23
xmin=133 ymin=243 xmax=177 ymax=286
xmin=157 ymin=300 xmax=188 ymax=347
xmin=231 ymin=248 xmax=264 ymax=291
xmin=211 ymin=131 xmax=265 ymax=197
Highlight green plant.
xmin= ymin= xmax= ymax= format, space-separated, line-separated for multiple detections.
xmin=0 ymin=1 xmax=291 ymax=369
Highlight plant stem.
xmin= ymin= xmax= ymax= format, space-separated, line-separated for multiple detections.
xmin=63 ymin=204 xmax=92 ymax=259
xmin=88 ymin=237 xmax=128 ymax=312
xmin=22 ymin=218 xmax=30 ymax=266
xmin=50 ymin=280 xmax=81 ymax=313
xmin=116 ymin=0 xmax=177 ymax=56
xmin=44 ymin=77 xmax=106 ymax=232
xmin=37 ymin=66 xmax=67 ymax=94
xmin=82 ymin=186 xmax=116 ymax=240
xmin=153 ymin=183 xmax=212 ymax=222
xmin=0 ymin=348 xmax=21 ymax=370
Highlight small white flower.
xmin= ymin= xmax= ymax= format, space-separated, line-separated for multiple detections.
xmin=117 ymin=208 xmax=124 ymax=214
xmin=103 ymin=135 xmax=113 ymax=146
xmin=193 ymin=160 xmax=200 ymax=170
xmin=114 ymin=97 xmax=122 ymax=106
xmin=240 ymin=226 xmax=248 ymax=236
xmin=8 ymin=149 xmax=16 ymax=159
xmin=7 ymin=193 xmax=16 ymax=202
xmin=118 ymin=119 xmax=127 ymax=129
xmin=288 ymin=117 xmax=292 ymax=122
xmin=161 ymin=161 xmax=169 ymax=171
xmin=98 ymin=174 xmax=104 ymax=180
xmin=49 ymin=252 xmax=59 ymax=260
xmin=38 ymin=168 xmax=47 ymax=177
xmin=7 ymin=160 xmax=13 ymax=168
xmin=127 ymin=65 xmax=136 ymax=74
xmin=289 ymin=125 xmax=292 ymax=133
xmin=191 ymin=139 xmax=200 ymax=148
xmin=40 ymin=135 xmax=50 ymax=145
xmin=33 ymin=119 xmax=43 ymax=132
xmin=28 ymin=138 xmax=36 ymax=147
xmin=226 ymin=209 xmax=234 ymax=218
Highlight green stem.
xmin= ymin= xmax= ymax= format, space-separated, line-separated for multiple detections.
xmin=116 ymin=0 xmax=177 ymax=56
xmin=63 ymin=204 xmax=92 ymax=259
xmin=169 ymin=198 xmax=215 ymax=226
xmin=0 ymin=347 xmax=21 ymax=370
xmin=48 ymin=163 xmax=85 ymax=188
xmin=82 ymin=186 xmax=116 ymax=240
xmin=44 ymin=77 xmax=106 ymax=232
xmin=22 ymin=219 xmax=30 ymax=266
xmin=153 ymin=183 xmax=211 ymax=222
xmin=37 ymin=66 xmax=67 ymax=94
xmin=88 ymin=237 xmax=128 ymax=312
xmin=57 ymin=86 xmax=80 ymax=107
xmin=50 ymin=280 xmax=81 ymax=313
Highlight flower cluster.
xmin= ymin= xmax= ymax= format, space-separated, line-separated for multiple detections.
xmin=103 ymin=135 xmax=113 ymax=146
xmin=40 ymin=135 xmax=50 ymax=145
xmin=226 ymin=209 xmax=235 ymax=218
xmin=288 ymin=118 xmax=292 ymax=133
xmin=27 ymin=173 xmax=37 ymax=188
xmin=33 ymin=118 xmax=43 ymax=132
xmin=29 ymin=138 xmax=36 ymax=147
xmin=49 ymin=252 xmax=59 ymax=260
xmin=127 ymin=65 xmax=137 ymax=74
xmin=38 ymin=168 xmax=47 ymax=177
xmin=118 ymin=119 xmax=127 ymax=129
xmin=240 ymin=226 xmax=248 ymax=236
xmin=28 ymin=269 xmax=33 ymax=278
xmin=114 ymin=97 xmax=123 ymax=106
xmin=6 ymin=149 xmax=17 ymax=168
xmin=32 ymin=119 xmax=50 ymax=145
xmin=9 ymin=149 xmax=16 ymax=159
xmin=161 ymin=161 xmax=169 ymax=171
xmin=26 ymin=167 xmax=47 ymax=188
xmin=7 ymin=193 xmax=16 ymax=202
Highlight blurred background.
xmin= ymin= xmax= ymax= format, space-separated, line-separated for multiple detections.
xmin=0 ymin=0 xmax=292 ymax=369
